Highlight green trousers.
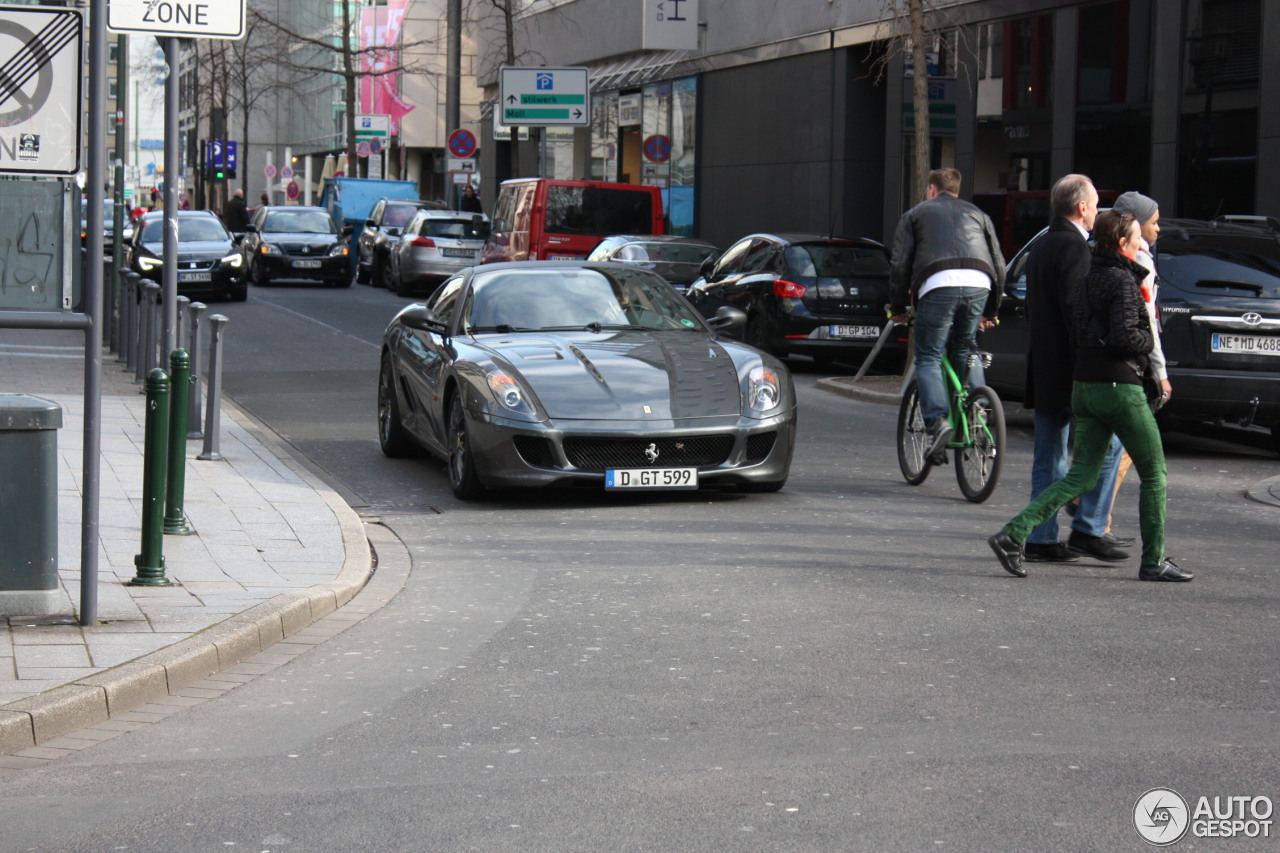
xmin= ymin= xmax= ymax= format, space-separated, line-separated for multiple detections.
xmin=1004 ymin=381 xmax=1166 ymax=565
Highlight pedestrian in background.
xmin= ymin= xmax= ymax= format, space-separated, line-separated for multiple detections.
xmin=989 ymin=209 xmax=1192 ymax=583
xmin=223 ymin=188 xmax=250 ymax=232
xmin=459 ymin=184 xmax=483 ymax=213
xmin=888 ymin=168 xmax=1004 ymax=464
xmin=1021 ymin=173 xmax=1130 ymax=564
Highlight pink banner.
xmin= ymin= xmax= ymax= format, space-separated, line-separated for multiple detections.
xmin=359 ymin=0 xmax=415 ymax=134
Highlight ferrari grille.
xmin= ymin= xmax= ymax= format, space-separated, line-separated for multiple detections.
xmin=745 ymin=432 xmax=777 ymax=462
xmin=513 ymin=436 xmax=557 ymax=468
xmin=563 ymin=435 xmax=734 ymax=472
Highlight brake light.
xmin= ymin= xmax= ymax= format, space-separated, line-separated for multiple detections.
xmin=773 ymin=279 xmax=806 ymax=298
xmin=411 ymin=237 xmax=436 ymax=247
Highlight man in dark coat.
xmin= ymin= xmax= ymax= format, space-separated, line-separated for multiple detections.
xmin=223 ymin=188 xmax=250 ymax=232
xmin=1022 ymin=173 xmax=1128 ymax=563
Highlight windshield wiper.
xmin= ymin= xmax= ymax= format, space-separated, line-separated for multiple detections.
xmin=468 ymin=324 xmax=533 ymax=333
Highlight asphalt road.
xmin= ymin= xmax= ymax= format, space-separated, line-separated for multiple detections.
xmin=1 ymin=281 xmax=1277 ymax=852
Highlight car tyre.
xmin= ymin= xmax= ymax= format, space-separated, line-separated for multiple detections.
xmin=393 ymin=263 xmax=414 ymax=298
xmin=378 ymin=354 xmax=418 ymax=458
xmin=250 ymin=260 xmax=270 ymax=287
xmin=228 ymin=285 xmax=248 ymax=302
xmin=447 ymin=393 xmax=486 ymax=500
xmin=1271 ymin=423 xmax=1280 ymax=458
xmin=371 ymin=252 xmax=386 ymax=289
xmin=746 ymin=315 xmax=773 ymax=354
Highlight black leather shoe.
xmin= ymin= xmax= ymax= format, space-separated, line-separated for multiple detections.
xmin=1139 ymin=559 xmax=1194 ymax=582
xmin=988 ymin=531 xmax=1026 ymax=577
xmin=1024 ymin=542 xmax=1080 ymax=563
xmin=1103 ymin=532 xmax=1136 ymax=548
xmin=1066 ymin=531 xmax=1130 ymax=562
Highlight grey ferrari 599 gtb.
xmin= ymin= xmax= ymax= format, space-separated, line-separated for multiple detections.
xmin=378 ymin=261 xmax=797 ymax=499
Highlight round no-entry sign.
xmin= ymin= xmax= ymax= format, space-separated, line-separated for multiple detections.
xmin=286 ymin=180 xmax=300 ymax=200
xmin=448 ymin=129 xmax=477 ymax=159
xmin=643 ymin=134 xmax=672 ymax=163
xmin=264 ymin=163 xmax=277 ymax=179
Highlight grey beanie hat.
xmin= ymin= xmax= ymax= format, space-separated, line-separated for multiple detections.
xmin=1113 ymin=191 xmax=1158 ymax=225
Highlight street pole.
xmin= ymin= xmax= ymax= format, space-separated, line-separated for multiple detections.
xmin=162 ymin=37 xmax=180 ymax=356
xmin=447 ymin=0 xmax=461 ymax=135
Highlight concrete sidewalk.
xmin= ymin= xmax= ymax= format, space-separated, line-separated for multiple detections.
xmin=0 ymin=329 xmax=371 ymax=756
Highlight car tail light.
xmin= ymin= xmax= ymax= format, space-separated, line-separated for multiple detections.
xmin=411 ymin=237 xmax=436 ymax=247
xmin=773 ymin=279 xmax=806 ymax=298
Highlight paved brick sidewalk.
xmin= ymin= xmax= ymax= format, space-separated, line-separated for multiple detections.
xmin=0 ymin=329 xmax=370 ymax=755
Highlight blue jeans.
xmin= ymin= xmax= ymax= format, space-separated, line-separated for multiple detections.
xmin=1027 ymin=406 xmax=1123 ymax=544
xmin=913 ymin=286 xmax=988 ymax=428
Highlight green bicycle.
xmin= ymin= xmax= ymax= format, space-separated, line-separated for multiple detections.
xmin=896 ymin=350 xmax=1006 ymax=503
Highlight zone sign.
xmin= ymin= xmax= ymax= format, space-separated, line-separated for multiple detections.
xmin=108 ymin=0 xmax=246 ymax=40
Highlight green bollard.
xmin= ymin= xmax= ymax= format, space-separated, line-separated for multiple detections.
xmin=164 ymin=349 xmax=194 ymax=535
xmin=131 ymin=369 xmax=173 ymax=586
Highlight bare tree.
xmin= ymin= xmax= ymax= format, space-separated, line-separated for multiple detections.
xmin=869 ymin=0 xmax=967 ymax=205
xmin=250 ymin=1 xmax=441 ymax=170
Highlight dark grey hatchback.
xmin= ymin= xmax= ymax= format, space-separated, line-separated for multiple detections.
xmin=685 ymin=232 xmax=905 ymax=369
xmin=981 ymin=215 xmax=1280 ymax=451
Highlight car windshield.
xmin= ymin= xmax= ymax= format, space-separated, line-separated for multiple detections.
xmin=262 ymin=210 xmax=336 ymax=234
xmin=463 ymin=267 xmax=705 ymax=333
xmin=618 ymin=242 xmax=716 ymax=264
xmin=544 ymin=186 xmax=654 ymax=236
xmin=785 ymin=243 xmax=890 ymax=278
xmin=425 ymin=218 xmax=487 ymax=239
xmin=140 ymin=217 xmax=230 ymax=243
xmin=382 ymin=205 xmax=421 ymax=228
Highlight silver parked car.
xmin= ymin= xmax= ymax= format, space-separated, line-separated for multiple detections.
xmin=384 ymin=209 xmax=490 ymax=297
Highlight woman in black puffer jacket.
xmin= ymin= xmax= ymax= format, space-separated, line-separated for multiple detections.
xmin=988 ymin=209 xmax=1192 ymax=583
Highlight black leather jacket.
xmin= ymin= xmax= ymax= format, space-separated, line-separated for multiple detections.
xmin=1072 ymin=249 xmax=1154 ymax=385
xmin=888 ymin=193 xmax=1005 ymax=317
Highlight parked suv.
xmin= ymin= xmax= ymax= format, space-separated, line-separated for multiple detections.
xmin=241 ymin=205 xmax=350 ymax=287
xmin=685 ymin=232 xmax=904 ymax=369
xmin=355 ymin=197 xmax=445 ymax=288
xmin=981 ymin=215 xmax=1280 ymax=451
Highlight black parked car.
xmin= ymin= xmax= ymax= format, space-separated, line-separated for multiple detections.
xmin=981 ymin=215 xmax=1280 ymax=451
xmin=355 ymin=197 xmax=446 ymax=288
xmin=125 ymin=210 xmax=245 ymax=301
xmin=685 ymin=232 xmax=904 ymax=369
xmin=241 ymin=205 xmax=350 ymax=287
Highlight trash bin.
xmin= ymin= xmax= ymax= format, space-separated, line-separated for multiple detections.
xmin=0 ymin=394 xmax=63 ymax=617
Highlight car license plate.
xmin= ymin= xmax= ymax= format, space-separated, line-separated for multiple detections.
xmin=830 ymin=325 xmax=879 ymax=339
xmin=605 ymin=467 xmax=698 ymax=490
xmin=178 ymin=271 xmax=211 ymax=282
xmin=1211 ymin=333 xmax=1280 ymax=356
xmin=442 ymin=248 xmax=474 ymax=258
xmin=548 ymin=254 xmax=582 ymax=261
xmin=293 ymin=259 xmax=322 ymax=269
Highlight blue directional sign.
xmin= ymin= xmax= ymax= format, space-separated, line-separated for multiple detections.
xmin=226 ymin=141 xmax=237 ymax=172
xmin=500 ymin=67 xmax=590 ymax=127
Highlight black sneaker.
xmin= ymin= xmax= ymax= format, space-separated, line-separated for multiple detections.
xmin=1103 ymin=532 xmax=1136 ymax=548
xmin=988 ymin=531 xmax=1026 ymax=577
xmin=926 ymin=419 xmax=953 ymax=465
xmin=1139 ymin=559 xmax=1194 ymax=582
xmin=1066 ymin=530 xmax=1130 ymax=562
xmin=1024 ymin=542 xmax=1080 ymax=563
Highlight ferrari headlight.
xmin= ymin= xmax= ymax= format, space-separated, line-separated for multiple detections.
xmin=487 ymin=370 xmax=535 ymax=416
xmin=221 ymin=253 xmax=242 ymax=268
xmin=747 ymin=366 xmax=781 ymax=412
xmin=137 ymin=256 xmax=163 ymax=271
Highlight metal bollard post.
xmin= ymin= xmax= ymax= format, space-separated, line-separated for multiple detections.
xmin=176 ymin=295 xmax=190 ymax=353
xmin=130 ymin=369 xmax=173 ymax=586
xmin=101 ymin=257 xmax=115 ymax=349
xmin=186 ymin=302 xmax=207 ymax=439
xmin=198 ymin=314 xmax=229 ymax=461
xmin=163 ymin=349 xmax=194 ymax=535
xmin=136 ymin=282 xmax=159 ymax=382
xmin=145 ymin=282 xmax=163 ymax=374
xmin=119 ymin=272 xmax=137 ymax=366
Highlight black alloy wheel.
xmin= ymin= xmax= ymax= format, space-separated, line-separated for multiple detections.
xmin=447 ymin=394 xmax=485 ymax=500
xmin=377 ymin=354 xmax=417 ymax=458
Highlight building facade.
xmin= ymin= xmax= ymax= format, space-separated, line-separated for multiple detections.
xmin=472 ymin=0 xmax=1279 ymax=252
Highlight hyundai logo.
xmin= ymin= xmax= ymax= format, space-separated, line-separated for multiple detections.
xmin=1242 ymin=312 xmax=1263 ymax=326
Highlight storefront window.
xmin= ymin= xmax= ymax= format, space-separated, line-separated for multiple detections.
xmin=590 ymin=91 xmax=618 ymax=181
xmin=668 ymin=77 xmax=697 ymax=235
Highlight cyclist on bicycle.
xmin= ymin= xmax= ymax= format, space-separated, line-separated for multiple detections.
xmin=888 ymin=168 xmax=1005 ymax=464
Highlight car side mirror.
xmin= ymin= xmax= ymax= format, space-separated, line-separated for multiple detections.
xmin=385 ymin=227 xmax=402 ymax=237
xmin=342 ymin=224 xmax=355 ymax=237
xmin=699 ymin=256 xmax=717 ymax=279
xmin=491 ymin=218 xmax=506 ymax=233
xmin=398 ymin=306 xmax=447 ymax=333
xmin=707 ymin=305 xmax=747 ymax=331
xmin=243 ymin=223 xmax=257 ymax=233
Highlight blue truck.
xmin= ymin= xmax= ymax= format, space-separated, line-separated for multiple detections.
xmin=319 ymin=177 xmax=420 ymax=278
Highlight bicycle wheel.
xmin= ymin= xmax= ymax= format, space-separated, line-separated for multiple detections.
xmin=896 ymin=379 xmax=932 ymax=485
xmin=955 ymin=385 xmax=1006 ymax=503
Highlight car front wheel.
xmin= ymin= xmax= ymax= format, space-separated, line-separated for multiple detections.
xmin=377 ymin=354 xmax=417 ymax=458
xmin=447 ymin=394 xmax=485 ymax=500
